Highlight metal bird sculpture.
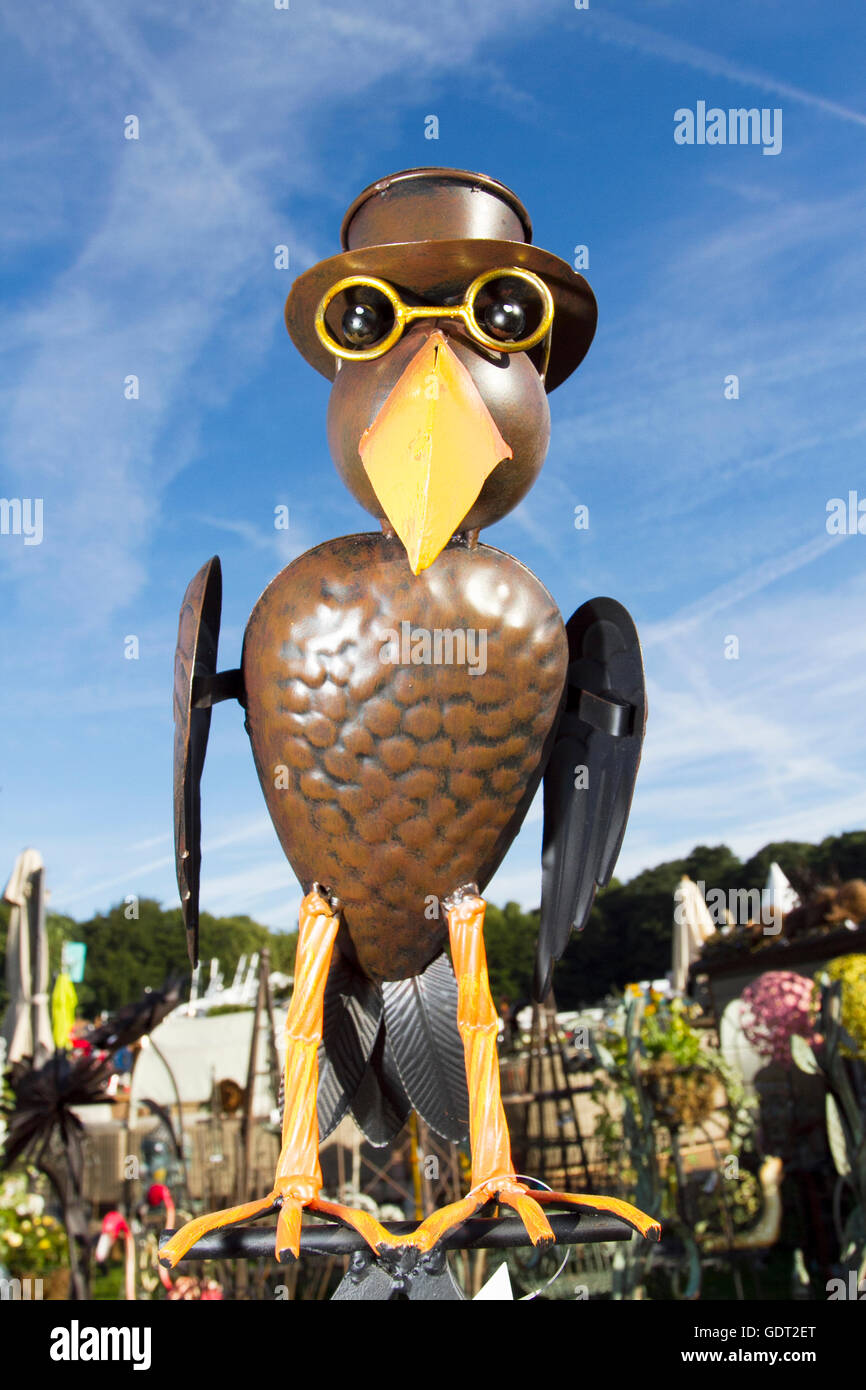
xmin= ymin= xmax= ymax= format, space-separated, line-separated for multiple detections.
xmin=161 ymin=167 xmax=659 ymax=1270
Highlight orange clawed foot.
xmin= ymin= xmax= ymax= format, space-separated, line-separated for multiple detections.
xmin=530 ymin=1186 xmax=661 ymax=1241
xmin=159 ymin=1191 xmax=282 ymax=1269
xmin=157 ymin=1179 xmax=659 ymax=1270
xmin=158 ymin=1183 xmax=408 ymax=1269
xmin=399 ymin=1177 xmax=661 ymax=1255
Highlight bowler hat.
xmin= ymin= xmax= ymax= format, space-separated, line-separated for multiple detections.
xmin=285 ymin=167 xmax=597 ymax=392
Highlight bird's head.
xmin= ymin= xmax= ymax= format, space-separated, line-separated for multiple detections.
xmin=286 ymin=168 xmax=597 ymax=574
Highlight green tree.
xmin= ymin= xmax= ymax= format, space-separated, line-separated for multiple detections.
xmin=69 ymin=901 xmax=297 ymax=1016
xmin=482 ymin=901 xmax=537 ymax=1006
xmin=554 ymin=849 xmax=747 ymax=1008
xmin=2 ymin=832 xmax=861 ymax=1024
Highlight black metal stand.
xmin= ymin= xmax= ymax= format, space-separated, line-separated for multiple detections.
xmin=162 ymin=1212 xmax=635 ymax=1300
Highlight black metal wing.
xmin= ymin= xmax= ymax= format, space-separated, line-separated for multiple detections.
xmin=173 ymin=556 xmax=243 ymax=966
xmin=535 ymin=597 xmax=647 ymax=1000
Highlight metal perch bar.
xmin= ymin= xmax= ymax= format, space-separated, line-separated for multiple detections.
xmin=162 ymin=1212 xmax=635 ymax=1260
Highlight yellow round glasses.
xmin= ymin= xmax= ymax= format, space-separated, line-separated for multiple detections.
xmin=314 ymin=266 xmax=554 ymax=368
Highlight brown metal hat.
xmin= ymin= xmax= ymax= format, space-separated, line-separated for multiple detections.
xmin=285 ymin=167 xmax=597 ymax=393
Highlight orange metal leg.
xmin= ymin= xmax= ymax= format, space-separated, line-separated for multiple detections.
xmin=159 ymin=884 xmax=659 ymax=1272
xmin=160 ymin=885 xmax=397 ymax=1268
xmin=407 ymin=888 xmax=661 ymax=1252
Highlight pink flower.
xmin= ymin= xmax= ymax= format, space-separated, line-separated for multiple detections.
xmin=741 ymin=971 xmax=819 ymax=1068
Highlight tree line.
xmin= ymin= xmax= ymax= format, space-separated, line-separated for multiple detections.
xmin=0 ymin=831 xmax=862 ymax=1019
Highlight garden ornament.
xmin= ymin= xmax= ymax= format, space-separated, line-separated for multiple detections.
xmin=161 ymin=167 xmax=658 ymax=1271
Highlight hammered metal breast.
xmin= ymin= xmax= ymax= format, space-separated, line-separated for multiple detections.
xmin=242 ymin=534 xmax=567 ymax=981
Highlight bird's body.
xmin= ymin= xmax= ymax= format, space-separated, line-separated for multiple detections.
xmin=243 ymin=532 xmax=566 ymax=983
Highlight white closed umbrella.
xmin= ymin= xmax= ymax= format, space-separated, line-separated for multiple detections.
xmin=2 ymin=849 xmax=54 ymax=1062
xmin=671 ymin=875 xmax=717 ymax=994
xmin=764 ymin=861 xmax=801 ymax=916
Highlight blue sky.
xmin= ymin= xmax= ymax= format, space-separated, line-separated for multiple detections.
xmin=2 ymin=0 xmax=865 ymax=935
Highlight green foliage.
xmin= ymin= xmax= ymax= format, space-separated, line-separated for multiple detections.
xmin=741 ymin=832 xmax=866 ymax=897
xmin=555 ymin=831 xmax=865 ymax=1008
xmin=70 ymin=899 xmax=188 ymax=1014
xmin=592 ymin=992 xmax=761 ymax=1278
xmin=6 ymin=899 xmax=300 ymax=1019
xmin=824 ymin=954 xmax=866 ymax=1059
xmin=482 ymin=900 xmax=538 ymax=1004
xmin=640 ymin=997 xmax=706 ymax=1068
xmin=0 ymin=1171 xmax=69 ymax=1276
xmin=90 ymin=1262 xmax=126 ymax=1301
xmin=1 ymin=830 xmax=861 ymax=1022
xmin=598 ymin=996 xmax=714 ymax=1078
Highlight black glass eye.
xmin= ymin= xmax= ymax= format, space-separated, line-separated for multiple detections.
xmin=482 ymin=297 xmax=526 ymax=341
xmin=341 ymin=302 xmax=383 ymax=347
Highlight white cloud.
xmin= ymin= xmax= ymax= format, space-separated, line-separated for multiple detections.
xmin=1 ymin=0 xmax=546 ymax=634
xmin=586 ymin=9 xmax=866 ymax=127
xmin=641 ymin=533 xmax=842 ymax=646
xmin=5 ymin=0 xmax=863 ymax=939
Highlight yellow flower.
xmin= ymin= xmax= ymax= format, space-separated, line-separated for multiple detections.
xmin=5 ymin=1231 xmax=22 ymax=1248
xmin=42 ymin=1215 xmax=55 ymax=1227
xmin=21 ymin=1220 xmax=32 ymax=1232
xmin=38 ymin=1238 xmax=51 ymax=1250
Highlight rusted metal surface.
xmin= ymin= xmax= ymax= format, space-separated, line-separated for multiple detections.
xmin=242 ymin=533 xmax=567 ymax=982
xmin=340 ymin=167 xmax=534 ymax=249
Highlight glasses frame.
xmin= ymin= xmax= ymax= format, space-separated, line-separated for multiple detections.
xmin=314 ymin=266 xmax=554 ymax=372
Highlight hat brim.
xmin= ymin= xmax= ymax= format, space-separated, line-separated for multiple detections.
xmin=285 ymin=240 xmax=597 ymax=393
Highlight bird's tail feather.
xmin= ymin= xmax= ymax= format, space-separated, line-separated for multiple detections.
xmin=312 ymin=950 xmax=469 ymax=1149
xmin=316 ymin=951 xmax=383 ymax=1140
xmin=347 ymin=1024 xmax=412 ymax=1146
xmin=382 ymin=954 xmax=469 ymax=1143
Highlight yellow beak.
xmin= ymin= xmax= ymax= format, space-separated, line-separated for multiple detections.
xmin=358 ymin=331 xmax=512 ymax=574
